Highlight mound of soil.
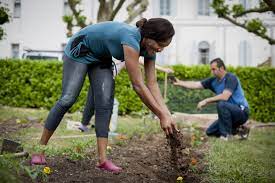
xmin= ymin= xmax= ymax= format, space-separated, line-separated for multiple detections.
xmin=167 ymin=130 xmax=192 ymax=173
xmin=19 ymin=131 xmax=206 ymax=183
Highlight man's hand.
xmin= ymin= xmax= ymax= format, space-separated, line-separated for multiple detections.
xmin=197 ymin=99 xmax=208 ymax=110
xmin=163 ymin=67 xmax=174 ymax=73
xmin=159 ymin=114 xmax=178 ymax=135
xmin=171 ymin=78 xmax=181 ymax=86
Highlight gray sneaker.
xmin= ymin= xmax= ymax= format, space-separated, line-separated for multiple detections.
xmin=78 ymin=124 xmax=89 ymax=132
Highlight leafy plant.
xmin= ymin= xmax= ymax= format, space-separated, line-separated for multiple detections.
xmin=0 ymin=60 xmax=274 ymax=122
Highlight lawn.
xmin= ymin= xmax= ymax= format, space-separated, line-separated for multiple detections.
xmin=0 ymin=105 xmax=274 ymax=182
xmin=205 ymin=127 xmax=275 ymax=183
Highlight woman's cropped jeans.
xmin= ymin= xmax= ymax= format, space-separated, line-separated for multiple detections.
xmin=44 ymin=55 xmax=114 ymax=138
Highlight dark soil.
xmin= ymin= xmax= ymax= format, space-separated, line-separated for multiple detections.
xmin=167 ymin=130 xmax=192 ymax=173
xmin=0 ymin=117 xmax=42 ymax=138
xmin=0 ymin=119 xmax=208 ymax=183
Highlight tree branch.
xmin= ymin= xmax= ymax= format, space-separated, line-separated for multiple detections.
xmin=68 ymin=0 xmax=87 ymax=28
xmin=97 ymin=0 xmax=110 ymax=22
xmin=110 ymin=0 xmax=126 ymax=20
xmin=222 ymin=14 xmax=275 ymax=44
xmin=263 ymin=0 xmax=273 ymax=8
xmin=125 ymin=0 xmax=148 ymax=23
xmin=233 ymin=6 xmax=273 ymax=17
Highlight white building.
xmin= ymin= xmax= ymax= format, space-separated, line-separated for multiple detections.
xmin=0 ymin=0 xmax=274 ymax=66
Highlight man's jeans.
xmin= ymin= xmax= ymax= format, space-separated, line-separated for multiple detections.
xmin=206 ymin=101 xmax=249 ymax=137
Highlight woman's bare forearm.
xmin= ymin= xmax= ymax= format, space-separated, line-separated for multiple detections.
xmin=131 ymin=81 xmax=165 ymax=118
xmin=147 ymin=82 xmax=171 ymax=115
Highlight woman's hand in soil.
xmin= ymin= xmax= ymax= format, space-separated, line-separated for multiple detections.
xmin=160 ymin=114 xmax=177 ymax=135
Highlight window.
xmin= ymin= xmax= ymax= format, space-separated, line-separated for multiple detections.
xmin=11 ymin=44 xmax=20 ymax=58
xmin=239 ymin=0 xmax=250 ymax=10
xmin=198 ymin=0 xmax=210 ymax=16
xmin=239 ymin=40 xmax=250 ymax=66
xmin=63 ymin=0 xmax=72 ymax=16
xmin=13 ymin=0 xmax=21 ymax=18
xmin=198 ymin=41 xmax=210 ymax=64
xmin=160 ymin=0 xmax=171 ymax=16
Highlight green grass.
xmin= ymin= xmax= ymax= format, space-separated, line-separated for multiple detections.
xmin=0 ymin=106 xmax=160 ymax=157
xmin=204 ymin=128 xmax=275 ymax=183
xmin=116 ymin=115 xmax=161 ymax=137
xmin=0 ymin=105 xmax=48 ymax=122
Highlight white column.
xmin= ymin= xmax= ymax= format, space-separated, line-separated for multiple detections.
xmin=271 ymin=27 xmax=275 ymax=67
xmin=223 ymin=26 xmax=226 ymax=63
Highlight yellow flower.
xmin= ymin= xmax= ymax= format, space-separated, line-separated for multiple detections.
xmin=177 ymin=176 xmax=184 ymax=182
xmin=107 ymin=146 xmax=112 ymax=150
xmin=43 ymin=166 xmax=52 ymax=175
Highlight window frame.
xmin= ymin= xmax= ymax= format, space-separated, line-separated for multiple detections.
xmin=11 ymin=43 xmax=20 ymax=58
xmin=198 ymin=41 xmax=210 ymax=65
xmin=13 ymin=0 xmax=21 ymax=18
xmin=198 ymin=0 xmax=211 ymax=16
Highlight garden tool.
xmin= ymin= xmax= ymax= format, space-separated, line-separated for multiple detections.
xmin=1 ymin=138 xmax=23 ymax=154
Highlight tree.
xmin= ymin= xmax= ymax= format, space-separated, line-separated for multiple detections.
xmin=63 ymin=0 xmax=148 ymax=37
xmin=212 ymin=0 xmax=275 ymax=66
xmin=0 ymin=2 xmax=9 ymax=40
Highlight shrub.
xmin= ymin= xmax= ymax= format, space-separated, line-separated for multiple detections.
xmin=0 ymin=59 xmax=274 ymax=122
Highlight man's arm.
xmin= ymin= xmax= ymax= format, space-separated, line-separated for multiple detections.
xmin=138 ymin=59 xmax=174 ymax=73
xmin=197 ymin=90 xmax=232 ymax=110
xmin=113 ymin=59 xmax=173 ymax=78
xmin=197 ymin=73 xmax=237 ymax=110
xmin=173 ymin=79 xmax=204 ymax=89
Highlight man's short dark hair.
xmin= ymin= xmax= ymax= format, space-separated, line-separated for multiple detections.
xmin=210 ymin=58 xmax=226 ymax=70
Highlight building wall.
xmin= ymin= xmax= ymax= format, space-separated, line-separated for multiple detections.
xmin=0 ymin=0 xmax=274 ymax=66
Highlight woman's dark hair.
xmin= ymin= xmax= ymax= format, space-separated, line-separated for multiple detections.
xmin=136 ymin=18 xmax=175 ymax=42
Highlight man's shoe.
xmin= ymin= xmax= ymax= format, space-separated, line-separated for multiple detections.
xmin=31 ymin=154 xmax=47 ymax=165
xmin=237 ymin=125 xmax=250 ymax=140
xmin=96 ymin=160 xmax=122 ymax=173
xmin=219 ymin=135 xmax=233 ymax=141
xmin=78 ymin=124 xmax=89 ymax=132
xmin=220 ymin=135 xmax=228 ymax=141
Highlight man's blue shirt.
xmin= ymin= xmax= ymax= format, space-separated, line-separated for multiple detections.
xmin=201 ymin=72 xmax=249 ymax=108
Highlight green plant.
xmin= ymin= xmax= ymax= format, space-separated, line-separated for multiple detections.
xmin=0 ymin=156 xmax=19 ymax=183
xmin=20 ymin=164 xmax=48 ymax=182
xmin=0 ymin=60 xmax=274 ymax=122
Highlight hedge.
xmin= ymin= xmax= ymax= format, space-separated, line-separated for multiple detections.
xmin=0 ymin=59 xmax=274 ymax=122
xmin=0 ymin=59 xmax=141 ymax=114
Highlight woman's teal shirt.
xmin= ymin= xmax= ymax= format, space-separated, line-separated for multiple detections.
xmin=64 ymin=21 xmax=156 ymax=64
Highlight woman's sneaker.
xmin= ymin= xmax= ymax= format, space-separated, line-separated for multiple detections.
xmin=96 ymin=160 xmax=122 ymax=173
xmin=78 ymin=124 xmax=89 ymax=132
xmin=31 ymin=154 xmax=47 ymax=165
